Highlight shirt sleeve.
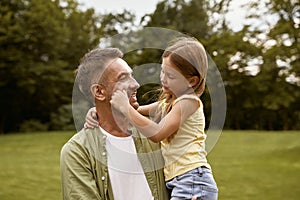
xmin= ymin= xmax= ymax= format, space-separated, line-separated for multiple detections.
xmin=60 ymin=141 xmax=102 ymax=200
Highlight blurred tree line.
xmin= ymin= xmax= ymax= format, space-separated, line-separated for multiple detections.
xmin=0 ymin=0 xmax=299 ymax=133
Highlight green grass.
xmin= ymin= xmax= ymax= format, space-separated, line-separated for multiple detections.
xmin=0 ymin=130 xmax=299 ymax=200
xmin=0 ymin=131 xmax=74 ymax=200
xmin=208 ymin=130 xmax=300 ymax=200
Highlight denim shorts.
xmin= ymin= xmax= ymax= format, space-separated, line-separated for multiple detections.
xmin=166 ymin=167 xmax=218 ymax=200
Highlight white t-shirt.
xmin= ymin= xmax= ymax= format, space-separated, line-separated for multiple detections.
xmin=100 ymin=127 xmax=153 ymax=200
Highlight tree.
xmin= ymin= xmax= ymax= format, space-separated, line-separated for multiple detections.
xmin=143 ymin=0 xmax=210 ymax=38
xmin=0 ymin=0 xmax=102 ymax=133
xmin=202 ymin=0 xmax=300 ymax=130
xmin=130 ymin=0 xmax=214 ymax=113
xmin=244 ymin=0 xmax=300 ymax=129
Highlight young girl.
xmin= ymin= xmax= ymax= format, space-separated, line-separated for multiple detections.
xmin=86 ymin=37 xmax=218 ymax=200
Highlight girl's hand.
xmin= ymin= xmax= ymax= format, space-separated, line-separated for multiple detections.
xmin=84 ymin=107 xmax=99 ymax=129
xmin=110 ymin=90 xmax=130 ymax=116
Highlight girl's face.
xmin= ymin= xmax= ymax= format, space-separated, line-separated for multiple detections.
xmin=160 ymin=57 xmax=191 ymax=97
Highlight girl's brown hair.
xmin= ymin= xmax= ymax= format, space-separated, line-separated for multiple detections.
xmin=163 ymin=37 xmax=208 ymax=96
xmin=156 ymin=37 xmax=208 ymax=142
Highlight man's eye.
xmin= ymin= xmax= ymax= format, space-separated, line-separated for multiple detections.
xmin=119 ymin=75 xmax=127 ymax=80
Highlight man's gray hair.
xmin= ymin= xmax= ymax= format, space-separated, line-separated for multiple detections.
xmin=75 ymin=48 xmax=123 ymax=102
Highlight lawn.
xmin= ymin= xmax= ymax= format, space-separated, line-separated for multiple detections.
xmin=208 ymin=130 xmax=300 ymax=200
xmin=0 ymin=130 xmax=299 ymax=200
xmin=0 ymin=131 xmax=73 ymax=200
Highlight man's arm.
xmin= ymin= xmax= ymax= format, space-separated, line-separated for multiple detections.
xmin=60 ymin=142 xmax=102 ymax=200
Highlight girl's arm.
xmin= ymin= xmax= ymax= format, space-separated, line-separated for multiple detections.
xmin=137 ymin=102 xmax=159 ymax=117
xmin=84 ymin=102 xmax=159 ymax=128
xmin=111 ymin=90 xmax=199 ymax=143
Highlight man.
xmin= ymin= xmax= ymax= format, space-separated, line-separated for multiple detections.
xmin=60 ymin=48 xmax=169 ymax=200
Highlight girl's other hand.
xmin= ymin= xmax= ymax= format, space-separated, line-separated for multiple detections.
xmin=84 ymin=107 xmax=99 ymax=129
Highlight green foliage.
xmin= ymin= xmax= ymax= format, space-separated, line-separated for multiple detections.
xmin=204 ymin=0 xmax=300 ymax=129
xmin=1 ymin=0 xmax=299 ymax=132
xmin=49 ymin=104 xmax=75 ymax=131
xmin=0 ymin=0 xmax=102 ymax=133
xmin=19 ymin=119 xmax=49 ymax=132
xmin=144 ymin=0 xmax=210 ymax=38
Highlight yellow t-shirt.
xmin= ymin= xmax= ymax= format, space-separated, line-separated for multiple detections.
xmin=160 ymin=94 xmax=211 ymax=181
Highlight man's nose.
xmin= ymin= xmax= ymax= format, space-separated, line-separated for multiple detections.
xmin=130 ymin=78 xmax=140 ymax=89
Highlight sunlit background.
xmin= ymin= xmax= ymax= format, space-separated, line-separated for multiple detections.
xmin=0 ymin=0 xmax=299 ymax=199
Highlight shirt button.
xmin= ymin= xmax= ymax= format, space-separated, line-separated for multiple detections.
xmin=101 ymin=176 xmax=105 ymax=181
xmin=102 ymin=152 xmax=106 ymax=156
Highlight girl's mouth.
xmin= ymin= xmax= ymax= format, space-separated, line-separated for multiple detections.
xmin=162 ymin=85 xmax=169 ymax=91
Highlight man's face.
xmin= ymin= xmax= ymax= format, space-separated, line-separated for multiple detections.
xmin=103 ymin=58 xmax=140 ymax=108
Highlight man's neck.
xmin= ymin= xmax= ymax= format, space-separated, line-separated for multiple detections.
xmin=96 ymin=106 xmax=130 ymax=137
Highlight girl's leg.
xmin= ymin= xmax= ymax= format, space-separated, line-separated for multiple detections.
xmin=166 ymin=167 xmax=218 ymax=200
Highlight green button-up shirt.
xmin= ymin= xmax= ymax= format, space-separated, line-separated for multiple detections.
xmin=60 ymin=127 xmax=169 ymax=200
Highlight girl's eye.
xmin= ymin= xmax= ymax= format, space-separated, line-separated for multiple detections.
xmin=167 ymin=74 xmax=175 ymax=79
xmin=161 ymin=68 xmax=175 ymax=79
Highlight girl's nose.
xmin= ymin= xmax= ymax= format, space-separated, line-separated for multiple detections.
xmin=160 ymin=72 xmax=166 ymax=84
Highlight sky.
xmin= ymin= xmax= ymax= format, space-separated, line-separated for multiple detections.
xmin=77 ymin=0 xmax=159 ymax=19
xmin=77 ymin=0 xmax=249 ymax=32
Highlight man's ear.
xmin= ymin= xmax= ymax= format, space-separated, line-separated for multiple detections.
xmin=91 ymin=84 xmax=106 ymax=101
xmin=188 ymin=76 xmax=200 ymax=87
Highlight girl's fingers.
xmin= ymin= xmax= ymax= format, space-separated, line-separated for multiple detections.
xmin=91 ymin=111 xmax=97 ymax=119
xmin=85 ymin=107 xmax=99 ymax=128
